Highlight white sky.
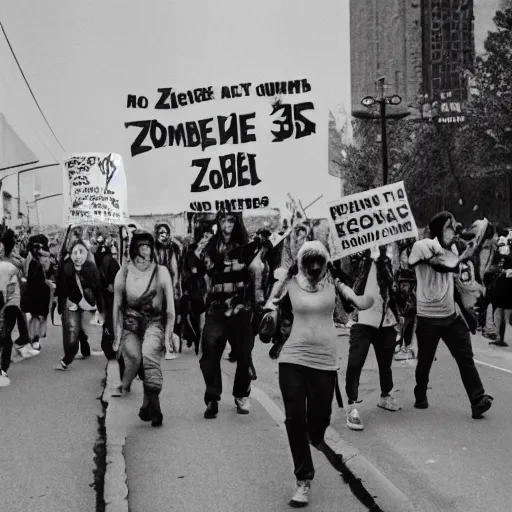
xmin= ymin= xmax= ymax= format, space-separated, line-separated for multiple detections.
xmin=0 ymin=0 xmax=352 ymax=224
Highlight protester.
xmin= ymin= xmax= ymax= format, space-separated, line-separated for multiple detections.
xmin=394 ymin=242 xmax=417 ymax=358
xmin=180 ymin=224 xmax=213 ymax=355
xmin=345 ymin=245 xmax=401 ymax=431
xmin=198 ymin=212 xmax=260 ymax=419
xmin=488 ymin=233 xmax=512 ymax=347
xmin=267 ymin=241 xmax=373 ymax=507
xmin=90 ymin=232 xmax=121 ymax=359
xmin=25 ymin=238 xmax=54 ymax=351
xmin=112 ymin=231 xmax=175 ymax=427
xmin=409 ymin=211 xmax=494 ymax=419
xmin=154 ymin=222 xmax=182 ymax=359
xmin=0 ymin=229 xmax=31 ymax=386
xmin=55 ymin=239 xmax=104 ymax=370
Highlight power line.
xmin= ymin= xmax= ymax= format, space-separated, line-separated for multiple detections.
xmin=0 ymin=19 xmax=65 ymax=153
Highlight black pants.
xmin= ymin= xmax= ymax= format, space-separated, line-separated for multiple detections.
xmin=401 ymin=316 xmax=415 ymax=347
xmin=415 ymin=315 xmax=485 ymax=405
xmin=345 ymin=324 xmax=397 ymax=403
xmin=199 ymin=304 xmax=254 ymax=404
xmin=279 ymin=363 xmax=336 ymax=481
xmin=1 ymin=307 xmax=29 ymax=372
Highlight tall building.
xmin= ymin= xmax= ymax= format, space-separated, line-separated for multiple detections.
xmin=349 ymin=0 xmax=491 ymax=123
xmin=350 ymin=0 xmax=424 ymax=120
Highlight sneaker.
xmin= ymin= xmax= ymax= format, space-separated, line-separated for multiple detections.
xmin=165 ymin=351 xmax=177 ymax=360
xmin=377 ymin=395 xmax=401 ymax=411
xmin=289 ymin=480 xmax=310 ymax=508
xmin=235 ymin=396 xmax=251 ymax=415
xmin=17 ymin=345 xmax=35 ymax=359
xmin=54 ymin=361 xmax=68 ymax=371
xmin=111 ymin=385 xmax=123 ymax=397
xmin=204 ymin=401 xmax=219 ymax=419
xmin=489 ymin=340 xmax=508 ymax=347
xmin=0 ymin=371 xmax=11 ymax=387
xmin=472 ymin=394 xmax=494 ymax=419
xmin=31 ymin=341 xmax=41 ymax=351
xmin=26 ymin=346 xmax=41 ymax=357
xmin=346 ymin=406 xmax=364 ymax=431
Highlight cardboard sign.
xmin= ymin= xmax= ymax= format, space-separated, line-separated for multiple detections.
xmin=327 ymin=181 xmax=418 ymax=260
xmin=123 ymin=79 xmax=328 ymax=214
xmin=63 ymin=153 xmax=129 ymax=226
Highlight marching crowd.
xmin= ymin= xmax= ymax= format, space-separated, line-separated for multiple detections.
xmin=0 ymin=208 xmax=506 ymax=507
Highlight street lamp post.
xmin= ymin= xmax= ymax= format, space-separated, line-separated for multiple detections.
xmin=361 ymin=76 xmax=403 ymax=186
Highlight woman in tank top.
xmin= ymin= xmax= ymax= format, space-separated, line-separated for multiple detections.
xmin=268 ymin=241 xmax=374 ymax=507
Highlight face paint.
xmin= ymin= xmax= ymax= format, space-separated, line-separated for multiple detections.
xmin=71 ymin=244 xmax=88 ymax=269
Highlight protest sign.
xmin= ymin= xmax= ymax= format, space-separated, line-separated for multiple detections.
xmin=327 ymin=181 xmax=418 ymax=259
xmin=62 ymin=153 xmax=130 ymax=226
xmin=123 ymin=79 xmax=329 ymax=214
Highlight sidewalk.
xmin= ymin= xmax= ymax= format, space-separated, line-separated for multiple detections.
xmin=104 ymin=352 xmax=369 ymax=512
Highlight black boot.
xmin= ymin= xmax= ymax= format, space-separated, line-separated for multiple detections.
xmin=150 ymin=395 xmax=163 ymax=427
xmin=471 ymin=394 xmax=494 ymax=419
xmin=138 ymin=405 xmax=152 ymax=422
xmin=204 ymin=400 xmax=218 ymax=419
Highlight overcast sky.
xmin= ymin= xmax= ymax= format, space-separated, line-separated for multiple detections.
xmin=0 ymin=0 xmax=352 ymax=224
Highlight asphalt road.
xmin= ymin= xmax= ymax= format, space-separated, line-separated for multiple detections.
xmin=0 ymin=319 xmax=106 ymax=512
xmin=122 ymin=353 xmax=370 ymax=512
xmin=236 ymin=326 xmax=512 ymax=512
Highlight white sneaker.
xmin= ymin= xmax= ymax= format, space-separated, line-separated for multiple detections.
xmin=165 ymin=351 xmax=177 ymax=360
xmin=289 ymin=480 xmax=310 ymax=507
xmin=235 ymin=396 xmax=251 ymax=415
xmin=377 ymin=395 xmax=401 ymax=411
xmin=18 ymin=345 xmax=35 ymax=359
xmin=346 ymin=406 xmax=364 ymax=431
xmin=0 ymin=370 xmax=11 ymax=387
xmin=26 ymin=346 xmax=41 ymax=357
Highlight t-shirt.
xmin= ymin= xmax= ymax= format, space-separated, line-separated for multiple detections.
xmin=279 ymin=278 xmax=339 ymax=371
xmin=409 ymin=238 xmax=456 ymax=318
xmin=358 ymin=262 xmax=397 ymax=328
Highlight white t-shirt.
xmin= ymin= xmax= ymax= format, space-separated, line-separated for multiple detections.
xmin=409 ymin=238 xmax=456 ymax=318
xmin=358 ymin=262 xmax=397 ymax=328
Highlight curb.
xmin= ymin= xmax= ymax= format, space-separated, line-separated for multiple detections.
xmin=251 ymin=385 xmax=419 ymax=512
xmin=101 ymin=360 xmax=129 ymax=512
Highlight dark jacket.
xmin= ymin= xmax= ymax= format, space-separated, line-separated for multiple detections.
xmin=57 ymin=259 xmax=104 ymax=315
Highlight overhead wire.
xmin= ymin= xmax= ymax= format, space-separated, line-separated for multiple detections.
xmin=0 ymin=18 xmax=65 ymax=155
xmin=0 ymin=73 xmax=60 ymax=164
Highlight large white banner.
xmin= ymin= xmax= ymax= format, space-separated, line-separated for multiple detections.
xmin=62 ymin=153 xmax=129 ymax=226
xmin=122 ymin=78 xmax=329 ymax=214
xmin=327 ymin=181 xmax=418 ymax=259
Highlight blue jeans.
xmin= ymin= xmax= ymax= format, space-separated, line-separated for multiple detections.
xmin=61 ymin=309 xmax=92 ymax=365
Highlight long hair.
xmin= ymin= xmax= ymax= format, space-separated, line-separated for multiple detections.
xmin=129 ymin=231 xmax=155 ymax=262
xmin=205 ymin=212 xmax=249 ymax=262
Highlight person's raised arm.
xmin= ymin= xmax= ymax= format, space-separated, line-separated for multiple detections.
xmin=334 ymin=279 xmax=374 ymax=311
xmin=409 ymin=239 xmax=474 ymax=274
